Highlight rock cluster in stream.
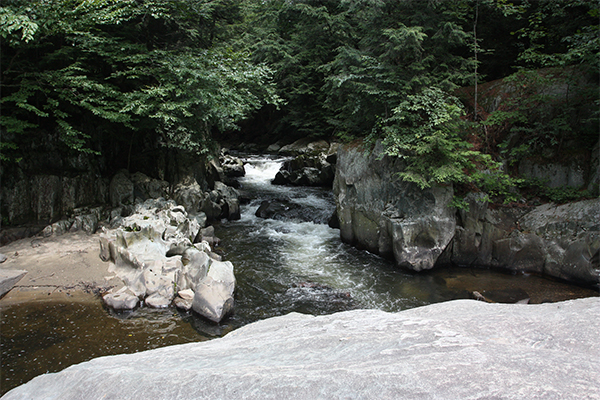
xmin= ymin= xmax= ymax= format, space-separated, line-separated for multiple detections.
xmin=271 ymin=138 xmax=339 ymax=187
xmin=99 ymin=198 xmax=235 ymax=322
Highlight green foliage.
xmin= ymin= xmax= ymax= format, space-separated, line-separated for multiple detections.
xmin=510 ymin=0 xmax=599 ymax=70
xmin=381 ymin=87 xmax=490 ymax=189
xmin=0 ymin=6 xmax=38 ymax=43
xmin=518 ymin=177 xmax=592 ymax=204
xmin=1 ymin=0 xmax=596 ymax=210
xmin=1 ymin=0 xmax=280 ymax=163
xmin=484 ymin=68 xmax=598 ymax=167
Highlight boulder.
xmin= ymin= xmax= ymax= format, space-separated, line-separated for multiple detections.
xmin=130 ymin=172 xmax=169 ymax=200
xmin=69 ymin=213 xmax=99 ymax=235
xmin=102 ymin=289 xmax=139 ymax=310
xmin=272 ymin=154 xmax=335 ymax=187
xmin=255 ymin=198 xmax=331 ymax=224
xmin=445 ymin=192 xmax=526 ymax=268
xmin=173 ymin=295 xmax=194 ymax=311
xmin=279 ymin=138 xmax=330 ymax=156
xmin=214 ymin=181 xmax=241 ymax=220
xmin=256 ymin=199 xmax=301 ymax=220
xmin=109 ymin=170 xmax=134 ymax=207
xmin=144 ymin=293 xmax=172 ymax=308
xmin=220 ymin=154 xmax=245 ymax=178
xmin=266 ymin=143 xmax=281 ymax=153
xmin=173 ymin=182 xmax=204 ymax=214
xmin=334 ymin=141 xmax=456 ymax=271
xmin=515 ymin=199 xmax=600 ymax=284
xmin=43 ymin=219 xmax=73 ymax=237
xmin=192 ymin=259 xmax=236 ymax=322
xmin=0 ymin=269 xmax=27 ymax=298
xmin=4 ymin=298 xmax=599 ymax=400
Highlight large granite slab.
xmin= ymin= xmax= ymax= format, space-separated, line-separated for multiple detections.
xmin=3 ymin=298 xmax=598 ymax=400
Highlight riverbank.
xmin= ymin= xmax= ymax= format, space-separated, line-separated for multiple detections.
xmin=0 ymin=232 xmax=120 ymax=305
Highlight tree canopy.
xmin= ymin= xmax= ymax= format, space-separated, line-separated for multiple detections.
xmin=1 ymin=0 xmax=280 ymax=166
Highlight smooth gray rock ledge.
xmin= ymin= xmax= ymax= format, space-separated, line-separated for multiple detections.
xmin=0 ymin=269 xmax=27 ymax=298
xmin=4 ymin=298 xmax=599 ymax=400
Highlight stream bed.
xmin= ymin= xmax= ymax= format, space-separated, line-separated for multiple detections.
xmin=1 ymin=155 xmax=597 ymax=395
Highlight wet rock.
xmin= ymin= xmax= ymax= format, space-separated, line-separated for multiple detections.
xmin=214 ymin=181 xmax=241 ymax=220
xmin=328 ymin=209 xmax=340 ymax=229
xmin=6 ymin=298 xmax=598 ymax=400
xmin=173 ymin=295 xmax=194 ymax=311
xmin=145 ymin=293 xmax=172 ymax=308
xmin=102 ymin=289 xmax=139 ymax=310
xmin=220 ymin=155 xmax=245 ymax=178
xmin=255 ymin=199 xmax=303 ymax=221
xmin=195 ymin=226 xmax=221 ymax=248
xmin=272 ymin=154 xmax=335 ymax=187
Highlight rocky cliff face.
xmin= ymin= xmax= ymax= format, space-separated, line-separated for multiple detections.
xmin=333 ymin=141 xmax=456 ymax=271
xmin=443 ymin=193 xmax=600 ymax=285
xmin=334 ymin=142 xmax=600 ymax=286
xmin=0 ymin=147 xmax=242 ymax=244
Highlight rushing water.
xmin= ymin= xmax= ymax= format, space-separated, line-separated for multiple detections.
xmin=1 ymin=155 xmax=598 ymax=395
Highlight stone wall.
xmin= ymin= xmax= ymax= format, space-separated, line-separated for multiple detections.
xmin=1 ymin=147 xmax=241 ymax=243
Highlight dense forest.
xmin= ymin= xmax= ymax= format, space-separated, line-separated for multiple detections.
xmin=1 ymin=0 xmax=598 ymax=206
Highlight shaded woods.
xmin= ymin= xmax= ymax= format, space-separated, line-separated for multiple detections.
xmin=1 ymin=0 xmax=598 ymax=223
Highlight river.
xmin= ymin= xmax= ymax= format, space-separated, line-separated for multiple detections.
xmin=1 ymin=155 xmax=597 ymax=394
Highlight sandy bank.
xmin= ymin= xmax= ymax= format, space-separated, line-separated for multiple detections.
xmin=0 ymin=232 xmax=121 ymax=305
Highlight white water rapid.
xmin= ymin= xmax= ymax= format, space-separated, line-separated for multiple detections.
xmin=214 ymin=156 xmax=446 ymax=324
